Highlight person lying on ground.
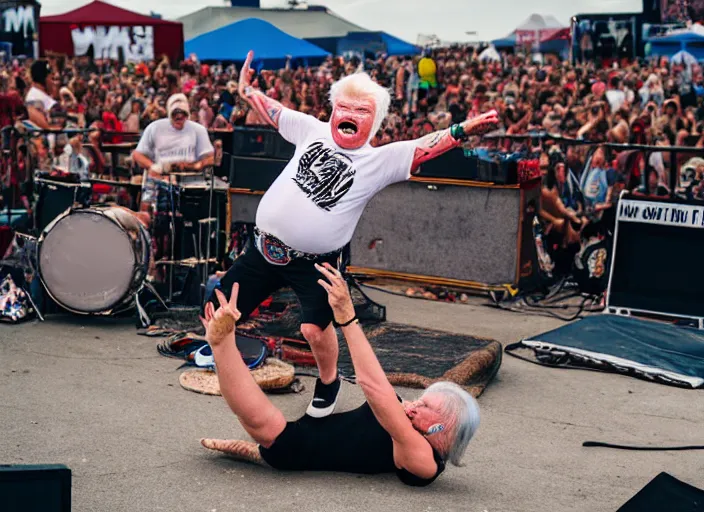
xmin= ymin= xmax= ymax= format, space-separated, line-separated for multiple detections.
xmin=199 ymin=264 xmax=480 ymax=486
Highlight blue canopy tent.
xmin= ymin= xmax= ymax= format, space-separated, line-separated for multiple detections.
xmin=185 ymin=18 xmax=330 ymax=67
xmin=648 ymin=30 xmax=704 ymax=60
xmin=380 ymin=32 xmax=421 ymax=56
xmin=492 ymin=33 xmax=516 ymax=49
xmin=337 ymin=31 xmax=420 ymax=57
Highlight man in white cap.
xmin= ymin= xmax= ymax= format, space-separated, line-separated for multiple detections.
xmin=207 ymin=50 xmax=498 ymax=420
xmin=132 ymin=93 xmax=215 ymax=219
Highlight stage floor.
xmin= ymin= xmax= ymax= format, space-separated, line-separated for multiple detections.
xmin=1 ymin=291 xmax=703 ymax=512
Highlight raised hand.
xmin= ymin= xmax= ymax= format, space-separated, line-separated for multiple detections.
xmin=315 ymin=263 xmax=355 ymax=325
xmin=238 ymin=50 xmax=256 ymax=97
xmin=461 ymin=109 xmax=500 ymax=137
xmin=200 ymin=285 xmax=242 ymax=346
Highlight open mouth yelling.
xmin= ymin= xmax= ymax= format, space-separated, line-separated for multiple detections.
xmin=338 ymin=121 xmax=358 ymax=136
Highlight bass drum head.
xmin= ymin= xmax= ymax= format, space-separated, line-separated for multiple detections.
xmin=39 ymin=210 xmax=140 ymax=313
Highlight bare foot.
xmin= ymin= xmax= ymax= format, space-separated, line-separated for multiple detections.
xmin=201 ymin=438 xmax=266 ymax=466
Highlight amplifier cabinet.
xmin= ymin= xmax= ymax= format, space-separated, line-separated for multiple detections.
xmin=349 ymin=178 xmax=541 ymax=292
xmin=607 ymin=195 xmax=704 ymax=322
xmin=229 ymin=156 xmax=287 ymax=192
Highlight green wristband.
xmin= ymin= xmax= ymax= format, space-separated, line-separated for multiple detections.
xmin=450 ymin=124 xmax=466 ymax=140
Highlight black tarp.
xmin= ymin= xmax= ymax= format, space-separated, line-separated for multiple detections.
xmin=505 ymin=314 xmax=704 ymax=388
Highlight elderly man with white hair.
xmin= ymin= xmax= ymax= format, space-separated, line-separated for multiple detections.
xmin=200 ymin=264 xmax=480 ymax=486
xmin=207 ymin=50 xmax=499 ymax=419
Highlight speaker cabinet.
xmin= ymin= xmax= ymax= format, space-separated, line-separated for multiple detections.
xmin=231 ymin=127 xmax=295 ymax=160
xmin=0 ymin=464 xmax=71 ymax=512
xmin=229 ymin=156 xmax=287 ymax=192
xmin=349 ymin=178 xmax=541 ymax=292
xmin=607 ymin=195 xmax=704 ymax=321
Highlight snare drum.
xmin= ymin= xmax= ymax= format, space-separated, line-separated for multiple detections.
xmin=37 ymin=206 xmax=151 ymax=314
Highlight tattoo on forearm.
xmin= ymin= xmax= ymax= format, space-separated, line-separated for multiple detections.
xmin=244 ymin=88 xmax=282 ymax=129
xmin=411 ymin=129 xmax=461 ymax=172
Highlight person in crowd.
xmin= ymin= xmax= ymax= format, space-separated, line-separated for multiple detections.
xmin=25 ymin=59 xmax=57 ymax=130
xmin=634 ymin=165 xmax=670 ymax=197
xmin=540 ymin=152 xmax=583 ymax=247
xmin=581 ymin=145 xmax=616 ymax=217
xmin=207 ymin=50 xmax=499 ymax=420
xmin=199 ymin=266 xmax=480 ymax=486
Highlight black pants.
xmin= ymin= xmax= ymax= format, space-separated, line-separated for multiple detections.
xmin=208 ymin=241 xmax=340 ymax=329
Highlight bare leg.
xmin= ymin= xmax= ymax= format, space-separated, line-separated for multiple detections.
xmin=301 ymin=323 xmax=338 ymax=384
xmin=210 ymin=330 xmax=286 ymax=448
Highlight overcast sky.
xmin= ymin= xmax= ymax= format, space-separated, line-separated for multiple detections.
xmin=39 ymin=0 xmax=644 ymax=43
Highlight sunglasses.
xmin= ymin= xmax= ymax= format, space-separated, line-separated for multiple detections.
xmin=171 ymin=110 xmax=188 ymax=119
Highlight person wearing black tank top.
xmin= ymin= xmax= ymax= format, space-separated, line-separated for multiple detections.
xmin=199 ymin=264 xmax=480 ymax=486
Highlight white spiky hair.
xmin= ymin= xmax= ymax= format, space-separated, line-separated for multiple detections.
xmin=328 ymin=73 xmax=391 ymax=141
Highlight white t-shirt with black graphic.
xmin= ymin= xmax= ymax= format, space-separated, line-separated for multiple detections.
xmin=135 ymin=118 xmax=214 ymax=165
xmin=256 ymin=109 xmax=415 ymax=254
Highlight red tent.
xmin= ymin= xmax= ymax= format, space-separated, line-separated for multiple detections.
xmin=40 ymin=0 xmax=183 ymax=63
xmin=540 ymin=27 xmax=571 ymax=43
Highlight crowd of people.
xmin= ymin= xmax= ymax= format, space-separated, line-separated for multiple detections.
xmin=3 ymin=46 xmax=704 ymax=248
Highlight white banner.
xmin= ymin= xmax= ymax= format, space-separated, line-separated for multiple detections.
xmin=618 ymin=199 xmax=704 ymax=229
xmin=71 ymin=25 xmax=154 ymax=63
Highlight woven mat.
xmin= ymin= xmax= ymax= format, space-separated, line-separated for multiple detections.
xmin=179 ymin=358 xmax=298 ymax=396
xmin=340 ymin=323 xmax=501 ymax=398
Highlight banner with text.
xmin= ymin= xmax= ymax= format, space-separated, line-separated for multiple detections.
xmin=618 ymin=199 xmax=704 ymax=229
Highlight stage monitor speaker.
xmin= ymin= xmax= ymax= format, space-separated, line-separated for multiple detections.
xmin=607 ymin=195 xmax=704 ymax=321
xmin=229 ymin=156 xmax=287 ymax=192
xmin=0 ymin=464 xmax=71 ymax=512
xmin=349 ymin=178 xmax=541 ymax=292
xmin=231 ymin=127 xmax=295 ymax=160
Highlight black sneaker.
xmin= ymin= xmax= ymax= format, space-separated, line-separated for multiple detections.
xmin=306 ymin=376 xmax=341 ymax=418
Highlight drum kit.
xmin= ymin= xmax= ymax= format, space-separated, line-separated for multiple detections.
xmin=30 ymin=166 xmax=228 ymax=322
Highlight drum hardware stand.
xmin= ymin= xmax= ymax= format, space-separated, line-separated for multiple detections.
xmin=155 ymin=167 xmax=221 ymax=306
xmin=203 ymin=166 xmax=216 ymax=302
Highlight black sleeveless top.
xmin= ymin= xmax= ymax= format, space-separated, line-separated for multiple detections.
xmin=259 ymin=401 xmax=445 ymax=486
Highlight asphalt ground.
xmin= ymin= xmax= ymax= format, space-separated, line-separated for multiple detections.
xmin=1 ymin=290 xmax=703 ymax=512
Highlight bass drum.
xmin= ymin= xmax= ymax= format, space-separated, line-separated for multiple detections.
xmin=38 ymin=207 xmax=151 ymax=314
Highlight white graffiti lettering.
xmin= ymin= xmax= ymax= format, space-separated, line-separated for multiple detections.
xmin=3 ymin=6 xmax=35 ymax=37
xmin=71 ymin=25 xmax=154 ymax=63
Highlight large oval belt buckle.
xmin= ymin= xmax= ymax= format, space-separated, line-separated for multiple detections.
xmin=260 ymin=235 xmax=291 ymax=266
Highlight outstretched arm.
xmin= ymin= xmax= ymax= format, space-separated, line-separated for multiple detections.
xmin=315 ymin=264 xmax=437 ymax=478
xmin=410 ymin=110 xmax=499 ymax=173
xmin=238 ymin=50 xmax=285 ymax=129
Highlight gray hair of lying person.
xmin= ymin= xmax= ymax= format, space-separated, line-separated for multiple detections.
xmin=421 ymin=381 xmax=480 ymax=466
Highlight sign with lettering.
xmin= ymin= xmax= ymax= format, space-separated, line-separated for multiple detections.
xmin=618 ymin=199 xmax=704 ymax=229
xmin=0 ymin=1 xmax=38 ymax=57
xmin=71 ymin=25 xmax=154 ymax=63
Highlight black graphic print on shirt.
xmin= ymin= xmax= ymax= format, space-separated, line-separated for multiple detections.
xmin=293 ymin=140 xmax=355 ymax=211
